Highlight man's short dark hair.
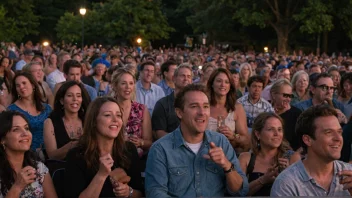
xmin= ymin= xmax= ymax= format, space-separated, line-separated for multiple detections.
xmin=63 ymin=59 xmax=82 ymax=75
xmin=160 ymin=60 xmax=177 ymax=79
xmin=140 ymin=61 xmax=155 ymax=71
xmin=247 ymin=75 xmax=265 ymax=87
xmin=310 ymin=72 xmax=332 ymax=87
xmin=295 ymin=105 xmax=338 ymax=153
xmin=175 ymin=84 xmax=208 ymax=111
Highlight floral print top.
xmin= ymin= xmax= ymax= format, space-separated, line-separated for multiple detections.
xmin=125 ymin=101 xmax=144 ymax=157
xmin=0 ymin=162 xmax=49 ymax=198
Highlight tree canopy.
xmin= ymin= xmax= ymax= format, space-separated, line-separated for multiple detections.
xmin=181 ymin=0 xmax=352 ymax=54
xmin=55 ymin=0 xmax=174 ymax=45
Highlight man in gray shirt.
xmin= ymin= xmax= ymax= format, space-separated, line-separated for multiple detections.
xmin=271 ymin=105 xmax=352 ymax=196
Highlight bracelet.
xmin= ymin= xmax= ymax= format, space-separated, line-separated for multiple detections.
xmin=258 ymin=177 xmax=265 ymax=185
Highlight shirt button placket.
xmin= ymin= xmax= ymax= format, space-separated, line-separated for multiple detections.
xmin=195 ymin=170 xmax=201 ymax=196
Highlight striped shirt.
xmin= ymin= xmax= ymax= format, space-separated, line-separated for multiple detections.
xmin=237 ymin=94 xmax=274 ymax=129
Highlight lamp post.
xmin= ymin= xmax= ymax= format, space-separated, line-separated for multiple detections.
xmin=79 ymin=8 xmax=86 ymax=50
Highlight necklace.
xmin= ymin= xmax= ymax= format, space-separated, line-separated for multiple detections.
xmin=62 ymin=118 xmax=83 ymax=140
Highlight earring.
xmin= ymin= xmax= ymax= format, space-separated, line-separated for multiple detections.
xmin=257 ymin=139 xmax=261 ymax=149
xmin=2 ymin=143 xmax=5 ymax=150
xmin=18 ymin=95 xmax=21 ymax=100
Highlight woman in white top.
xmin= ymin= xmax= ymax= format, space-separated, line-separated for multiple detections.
xmin=206 ymin=68 xmax=250 ymax=154
xmin=0 ymin=111 xmax=57 ymax=198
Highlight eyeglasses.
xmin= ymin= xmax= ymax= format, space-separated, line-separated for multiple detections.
xmin=316 ymin=84 xmax=337 ymax=91
xmin=278 ymin=93 xmax=294 ymax=98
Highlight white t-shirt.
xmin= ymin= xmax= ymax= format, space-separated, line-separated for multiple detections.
xmin=46 ymin=69 xmax=65 ymax=91
xmin=185 ymin=141 xmax=202 ymax=154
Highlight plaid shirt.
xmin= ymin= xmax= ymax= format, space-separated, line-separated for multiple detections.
xmin=237 ymin=94 xmax=274 ymax=129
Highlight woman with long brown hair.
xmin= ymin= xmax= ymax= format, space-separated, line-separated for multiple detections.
xmin=238 ymin=112 xmax=300 ymax=196
xmin=8 ymin=72 xmax=52 ymax=151
xmin=206 ymin=68 xmax=250 ymax=154
xmin=64 ymin=97 xmax=143 ymax=198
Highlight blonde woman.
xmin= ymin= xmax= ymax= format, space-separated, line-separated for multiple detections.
xmin=238 ymin=63 xmax=253 ymax=95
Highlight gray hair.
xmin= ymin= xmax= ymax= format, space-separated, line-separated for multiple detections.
xmin=291 ymin=70 xmax=309 ymax=91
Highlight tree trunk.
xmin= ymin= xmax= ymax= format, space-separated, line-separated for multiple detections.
xmin=275 ymin=27 xmax=289 ymax=54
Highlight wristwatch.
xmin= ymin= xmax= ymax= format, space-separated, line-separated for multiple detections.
xmin=224 ymin=163 xmax=235 ymax=174
xmin=128 ymin=186 xmax=133 ymax=198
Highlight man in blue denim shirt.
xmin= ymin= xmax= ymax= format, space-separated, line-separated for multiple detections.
xmin=271 ymin=105 xmax=352 ymax=196
xmin=145 ymin=84 xmax=249 ymax=197
xmin=294 ymin=73 xmax=347 ymax=124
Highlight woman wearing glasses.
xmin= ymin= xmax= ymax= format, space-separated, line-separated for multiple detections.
xmin=270 ymin=79 xmax=302 ymax=151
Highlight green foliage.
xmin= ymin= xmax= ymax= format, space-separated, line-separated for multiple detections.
xmin=293 ymin=0 xmax=334 ymax=34
xmin=0 ymin=0 xmax=39 ymax=42
xmin=55 ymin=0 xmax=174 ymax=44
xmin=55 ymin=12 xmax=81 ymax=43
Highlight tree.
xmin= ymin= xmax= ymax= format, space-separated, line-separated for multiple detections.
xmin=182 ymin=0 xmax=352 ymax=54
xmin=55 ymin=12 xmax=82 ymax=43
xmin=55 ymin=0 xmax=174 ymax=45
xmin=0 ymin=0 xmax=39 ymax=42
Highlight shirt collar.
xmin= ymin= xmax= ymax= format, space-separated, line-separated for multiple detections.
xmin=247 ymin=95 xmax=263 ymax=105
xmin=300 ymin=160 xmax=339 ymax=183
xmin=137 ymin=80 xmax=154 ymax=92
xmin=173 ymin=126 xmax=210 ymax=148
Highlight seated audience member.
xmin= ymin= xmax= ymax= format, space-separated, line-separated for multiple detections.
xmin=22 ymin=62 xmax=54 ymax=107
xmin=91 ymin=57 xmax=111 ymax=96
xmin=43 ymin=81 xmax=90 ymax=160
xmin=238 ymin=63 xmax=253 ymax=95
xmin=64 ymin=97 xmax=143 ymax=197
xmin=206 ymin=68 xmax=251 ymax=154
xmin=111 ymin=68 xmax=152 ymax=158
xmin=194 ymin=63 xmax=216 ymax=86
xmin=237 ymin=75 xmax=274 ymax=131
xmin=271 ymin=105 xmax=352 ymax=196
xmin=229 ymin=68 xmax=243 ymax=98
xmin=0 ymin=77 xmax=12 ymax=109
xmin=145 ymin=84 xmax=249 ymax=197
xmin=338 ymin=73 xmax=352 ymax=105
xmin=290 ymin=70 xmax=310 ymax=105
xmin=270 ymin=79 xmax=302 ymax=150
xmin=8 ymin=72 xmax=52 ymax=151
xmin=136 ymin=61 xmax=165 ymax=115
xmin=261 ymin=67 xmax=291 ymax=102
xmin=46 ymin=52 xmax=70 ymax=91
xmin=294 ymin=73 xmax=347 ymax=124
xmin=157 ymin=60 xmax=177 ymax=95
xmin=0 ymin=111 xmax=57 ymax=198
xmin=308 ymin=64 xmax=321 ymax=75
xmin=152 ymin=63 xmax=193 ymax=139
xmin=53 ymin=59 xmax=97 ymax=101
xmin=239 ymin=112 xmax=300 ymax=196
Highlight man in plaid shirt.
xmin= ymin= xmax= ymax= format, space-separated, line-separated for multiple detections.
xmin=237 ymin=75 xmax=274 ymax=132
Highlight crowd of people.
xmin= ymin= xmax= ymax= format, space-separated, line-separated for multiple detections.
xmin=0 ymin=40 xmax=352 ymax=197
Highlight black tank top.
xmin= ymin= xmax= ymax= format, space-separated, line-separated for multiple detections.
xmin=49 ymin=114 xmax=71 ymax=149
xmin=247 ymin=153 xmax=273 ymax=196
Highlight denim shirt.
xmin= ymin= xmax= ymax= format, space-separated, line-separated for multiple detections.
xmin=271 ymin=160 xmax=352 ymax=196
xmin=157 ymin=79 xmax=174 ymax=96
xmin=294 ymin=98 xmax=346 ymax=115
xmin=145 ymin=127 xmax=249 ymax=197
